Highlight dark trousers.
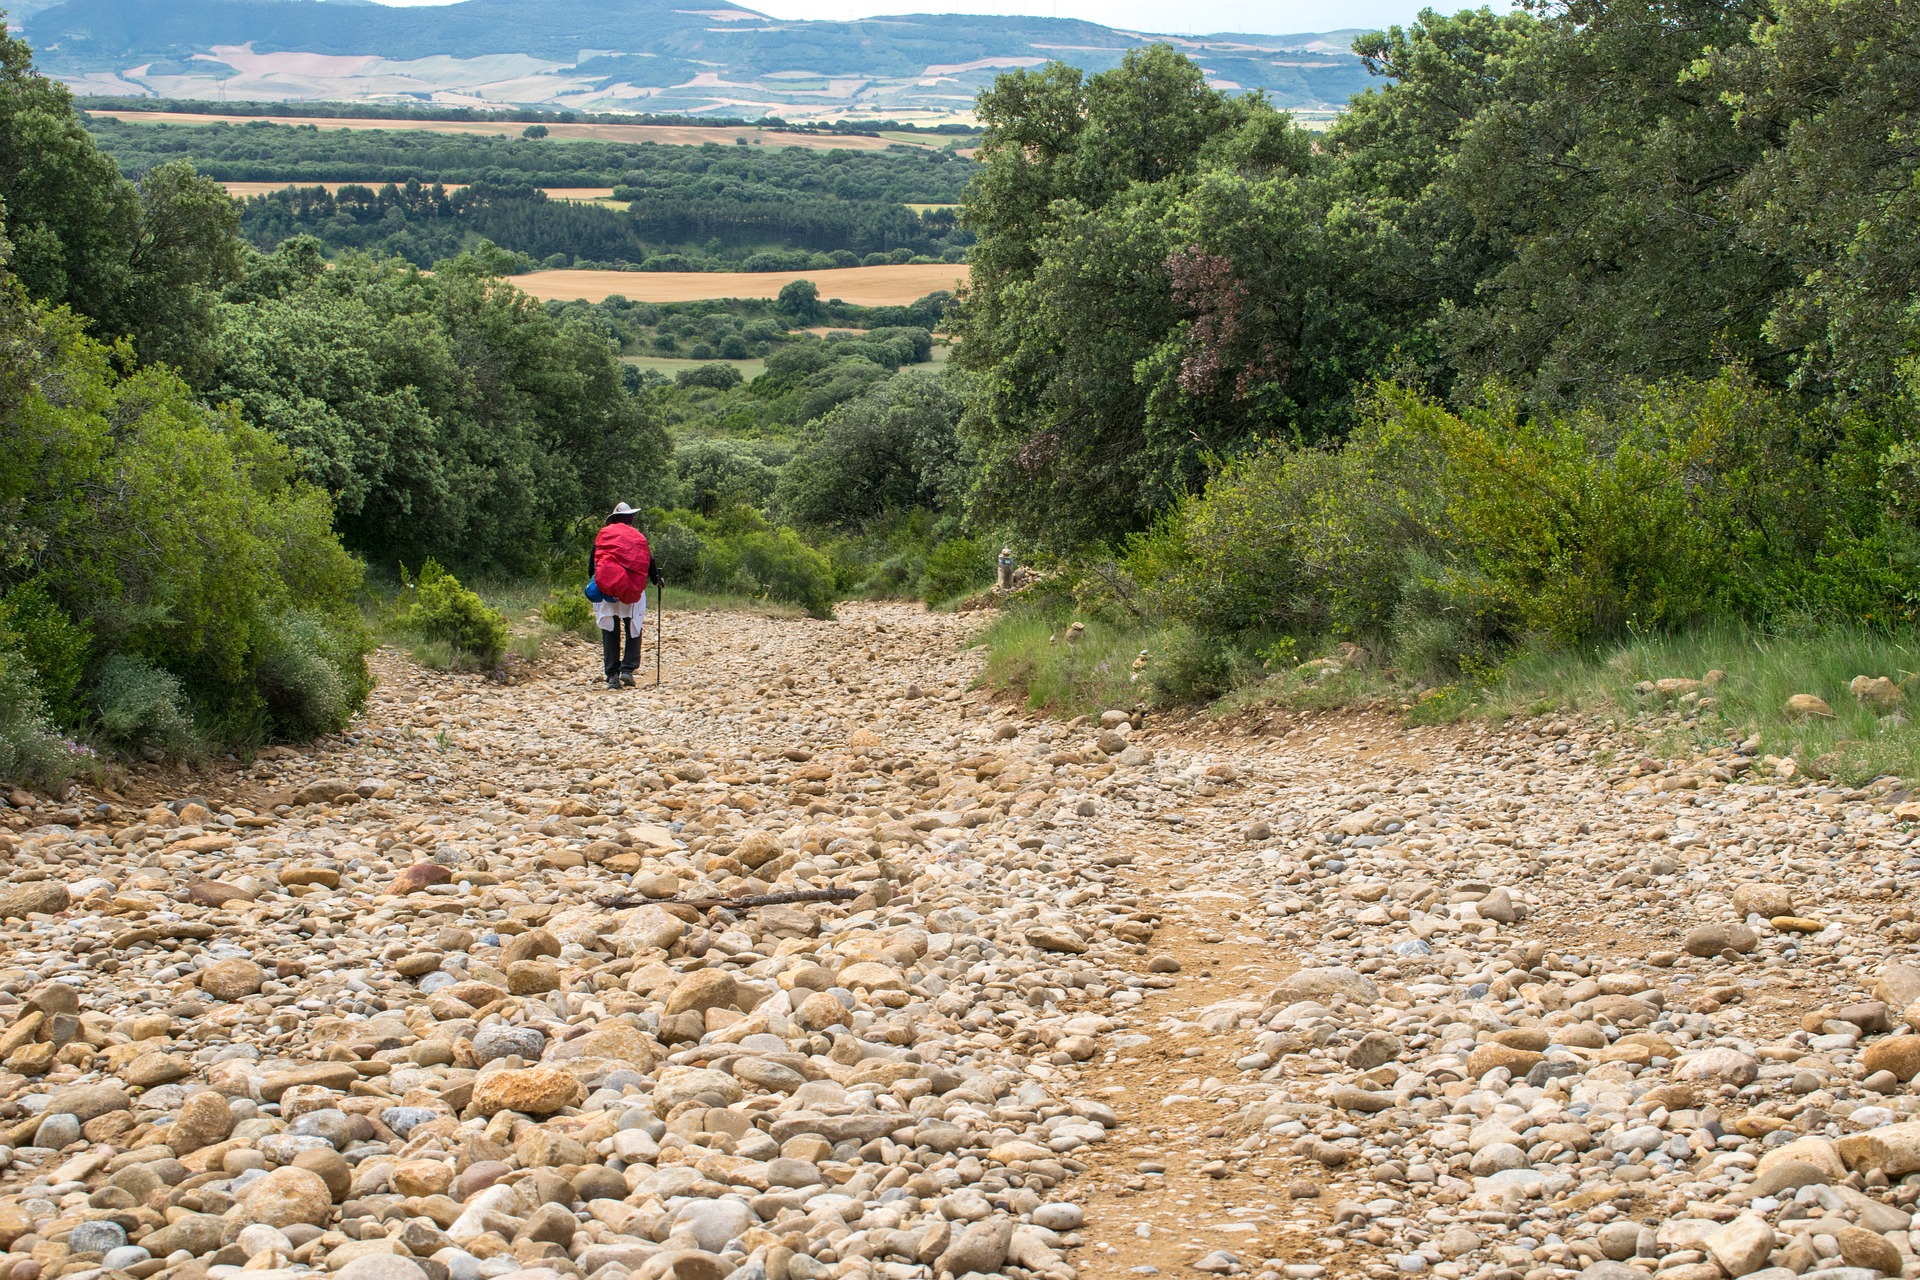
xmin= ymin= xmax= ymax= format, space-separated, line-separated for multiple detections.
xmin=602 ymin=618 xmax=642 ymax=680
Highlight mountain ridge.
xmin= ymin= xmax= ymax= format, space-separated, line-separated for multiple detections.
xmin=19 ymin=0 xmax=1373 ymax=117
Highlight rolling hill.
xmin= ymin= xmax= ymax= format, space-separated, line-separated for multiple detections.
xmin=16 ymin=0 xmax=1374 ymax=118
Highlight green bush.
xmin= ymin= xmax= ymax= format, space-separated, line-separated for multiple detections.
xmin=645 ymin=507 xmax=836 ymax=617
xmin=737 ymin=528 xmax=836 ymax=618
xmin=675 ymin=438 xmax=779 ymax=514
xmin=540 ymin=589 xmax=593 ymax=630
xmin=0 ymin=646 xmax=83 ymax=791
xmin=1137 ymin=372 xmax=1915 ymax=678
xmin=923 ymin=537 xmax=992 ymax=602
xmin=1146 ymin=626 xmax=1244 ymax=704
xmin=252 ymin=610 xmax=368 ymax=739
xmin=0 ymin=283 xmax=371 ymax=752
xmin=94 ymin=654 xmax=200 ymax=758
xmin=675 ymin=363 xmax=744 ymax=390
xmin=402 ymin=560 xmax=508 ymax=668
xmin=776 ymin=373 xmax=968 ymax=531
xmin=0 ymin=581 xmax=91 ymax=727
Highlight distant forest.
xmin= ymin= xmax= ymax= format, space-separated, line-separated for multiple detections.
xmin=85 ymin=119 xmax=976 ymax=194
xmin=85 ymin=119 xmax=978 ymax=270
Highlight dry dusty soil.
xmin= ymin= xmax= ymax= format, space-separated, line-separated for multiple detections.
xmin=4 ymin=603 xmax=1920 ymax=1280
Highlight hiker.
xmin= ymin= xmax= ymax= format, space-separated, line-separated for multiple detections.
xmin=590 ymin=501 xmax=661 ymax=690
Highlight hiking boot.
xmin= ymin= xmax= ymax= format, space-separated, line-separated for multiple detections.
xmin=620 ymin=672 xmax=637 ymax=688
xmin=605 ymin=676 xmax=621 ymax=691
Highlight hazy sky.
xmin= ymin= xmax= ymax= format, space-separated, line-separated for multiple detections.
xmin=361 ymin=0 xmax=1436 ymax=37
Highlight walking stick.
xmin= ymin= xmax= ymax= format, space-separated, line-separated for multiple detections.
xmin=655 ymin=581 xmax=663 ymax=686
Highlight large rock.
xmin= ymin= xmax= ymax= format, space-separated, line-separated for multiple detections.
xmin=143 ymin=1214 xmax=225 ymax=1257
xmin=1862 ymin=1034 xmax=1920 ymax=1081
xmin=1730 ymin=883 xmax=1793 ymax=919
xmin=1271 ymin=967 xmax=1379 ymax=1006
xmin=792 ymin=991 xmax=851 ymax=1031
xmin=471 ymin=1024 xmax=547 ymax=1066
xmin=198 ymin=958 xmax=266 ymax=1002
xmin=0 ymin=882 xmax=68 ymax=919
xmin=664 ymin=970 xmax=738 ymax=1015
xmin=1682 ymin=923 xmax=1758 ymax=957
xmin=1706 ymin=1216 xmax=1774 ymax=1278
xmin=125 ymin=1050 xmax=192 ymax=1086
xmin=734 ymin=831 xmax=783 ymax=869
xmin=1837 ymin=1121 xmax=1920 ymax=1176
xmin=544 ymin=1023 xmax=656 ymax=1069
xmin=44 ymin=1084 xmax=128 ymax=1121
xmin=1878 ymin=963 xmax=1920 ymax=1012
xmin=1757 ymin=1136 xmax=1846 ymax=1182
xmin=1025 ymin=925 xmax=1087 ymax=954
xmin=336 ymin=1259 xmax=428 ymax=1280
xmin=470 ymin=1067 xmax=584 ymax=1117
xmin=261 ymin=1063 xmax=360 ymax=1100
xmin=938 ymin=1218 xmax=1014 ymax=1275
xmin=613 ymin=907 xmax=685 ymax=954
xmin=1786 ymin=693 xmax=1835 ymax=719
xmin=1676 ymin=1048 xmax=1759 ymax=1086
xmin=652 ymin=1067 xmax=742 ymax=1110
xmin=1465 ymin=1043 xmax=1544 ymax=1078
xmin=670 ymin=1199 xmax=751 ymax=1253
xmin=169 ymin=1090 xmax=234 ymax=1151
xmin=1833 ymin=1225 xmax=1902 ymax=1274
xmin=1347 ymin=1031 xmax=1404 ymax=1070
xmin=240 ymin=1167 xmax=334 ymax=1228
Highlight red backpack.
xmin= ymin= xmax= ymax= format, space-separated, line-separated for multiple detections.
xmin=592 ymin=523 xmax=652 ymax=604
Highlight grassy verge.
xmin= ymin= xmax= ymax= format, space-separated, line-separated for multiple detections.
xmin=978 ymin=607 xmax=1920 ymax=784
xmin=977 ymin=611 xmax=1171 ymax=717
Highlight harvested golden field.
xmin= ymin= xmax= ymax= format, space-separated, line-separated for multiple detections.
xmin=512 ymin=264 xmax=969 ymax=306
xmin=90 ymin=111 xmax=913 ymax=150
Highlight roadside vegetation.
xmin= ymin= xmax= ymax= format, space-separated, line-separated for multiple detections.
xmin=12 ymin=0 xmax=1920 ymax=791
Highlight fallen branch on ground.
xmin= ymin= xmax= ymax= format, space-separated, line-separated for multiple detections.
xmin=595 ymin=886 xmax=858 ymax=911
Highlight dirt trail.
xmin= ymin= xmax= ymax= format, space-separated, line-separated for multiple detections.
xmin=11 ymin=601 xmax=1920 ymax=1280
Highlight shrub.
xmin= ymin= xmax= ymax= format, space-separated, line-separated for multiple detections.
xmin=777 ymin=373 xmax=968 ymax=530
xmin=0 ymin=581 xmax=91 ymax=727
xmin=402 ymin=561 xmax=508 ymax=668
xmin=923 ymin=537 xmax=992 ymax=602
xmin=676 ymin=363 xmax=744 ymax=390
xmin=251 ymin=611 xmax=368 ymax=739
xmin=0 ymin=646 xmax=82 ymax=791
xmin=645 ymin=507 xmax=835 ymax=616
xmin=737 ymin=528 xmax=836 ymax=618
xmin=675 ymin=438 xmax=778 ymax=514
xmin=94 ymin=654 xmax=200 ymax=758
xmin=1 ymin=288 xmax=372 ymax=750
xmin=540 ymin=589 xmax=593 ymax=630
xmin=1146 ymin=626 xmax=1243 ymax=704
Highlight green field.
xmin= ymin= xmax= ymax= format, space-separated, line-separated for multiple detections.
xmin=622 ymin=355 xmax=768 ymax=380
xmin=621 ymin=341 xmax=948 ymax=384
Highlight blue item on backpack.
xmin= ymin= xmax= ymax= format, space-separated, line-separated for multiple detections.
xmin=584 ymin=578 xmax=605 ymax=603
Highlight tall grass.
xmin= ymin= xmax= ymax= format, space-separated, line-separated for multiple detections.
xmin=1479 ymin=627 xmax=1920 ymax=782
xmin=979 ymin=607 xmax=1920 ymax=784
xmin=977 ymin=612 xmax=1162 ymax=717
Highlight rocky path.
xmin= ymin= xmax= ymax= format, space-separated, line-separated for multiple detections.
xmin=4 ymin=602 xmax=1920 ymax=1280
